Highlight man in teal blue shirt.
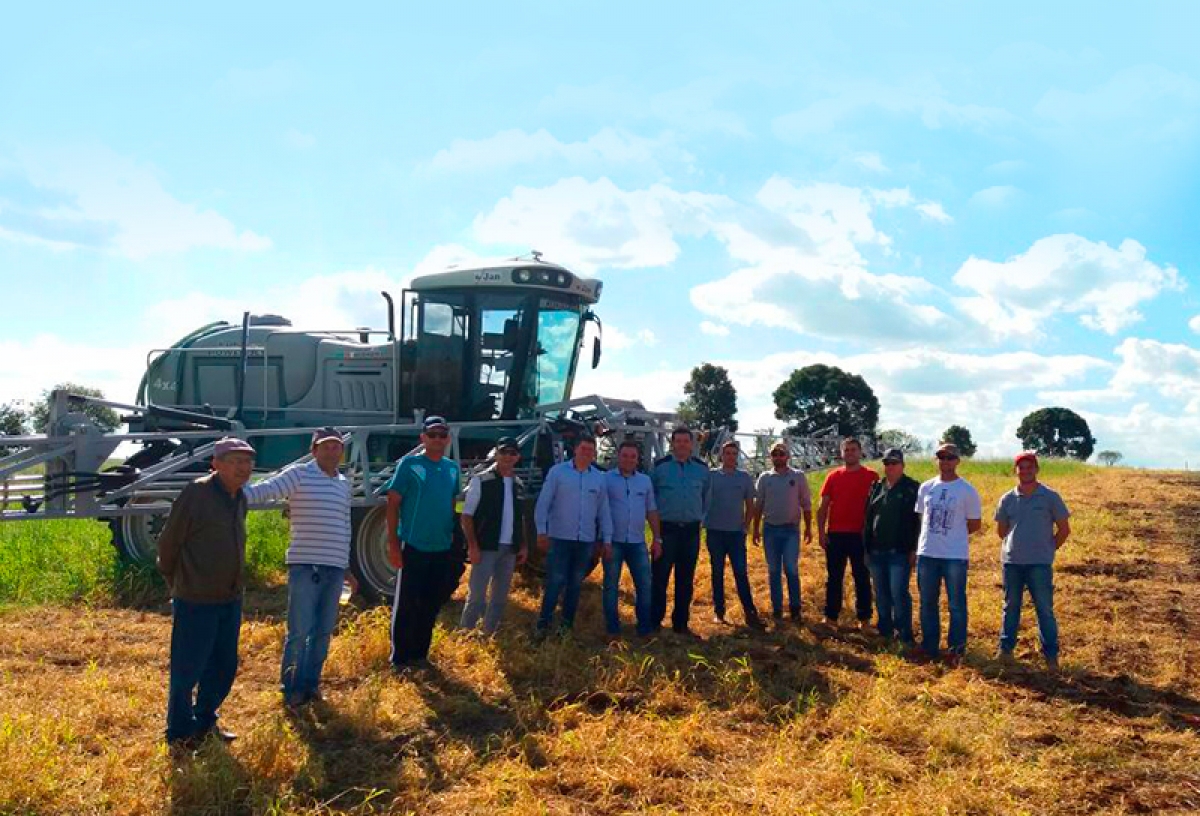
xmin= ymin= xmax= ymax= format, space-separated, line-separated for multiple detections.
xmin=650 ymin=427 xmax=711 ymax=635
xmin=384 ymin=415 xmax=462 ymax=669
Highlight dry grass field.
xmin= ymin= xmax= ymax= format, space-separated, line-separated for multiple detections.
xmin=2 ymin=461 xmax=1199 ymax=815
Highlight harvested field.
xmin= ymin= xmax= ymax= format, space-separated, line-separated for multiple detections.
xmin=2 ymin=462 xmax=1199 ymax=815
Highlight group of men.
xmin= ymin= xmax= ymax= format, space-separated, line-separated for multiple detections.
xmin=155 ymin=417 xmax=1071 ymax=751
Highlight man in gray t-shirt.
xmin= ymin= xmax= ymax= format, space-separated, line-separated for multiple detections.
xmin=752 ymin=443 xmax=813 ymax=622
xmin=704 ymin=442 xmax=764 ymax=629
xmin=994 ymin=452 xmax=1071 ymax=670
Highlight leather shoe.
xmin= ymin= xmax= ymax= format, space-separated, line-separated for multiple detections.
xmin=204 ymin=725 xmax=237 ymax=743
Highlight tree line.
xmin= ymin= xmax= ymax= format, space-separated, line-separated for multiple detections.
xmin=676 ymin=362 xmax=1109 ymax=462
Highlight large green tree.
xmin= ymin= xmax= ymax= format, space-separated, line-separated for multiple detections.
xmin=31 ymin=383 xmax=121 ymax=434
xmin=772 ymin=364 xmax=879 ymax=438
xmin=1016 ymin=407 xmax=1096 ymax=461
xmin=940 ymin=425 xmax=978 ymax=458
xmin=678 ymin=363 xmax=739 ymax=431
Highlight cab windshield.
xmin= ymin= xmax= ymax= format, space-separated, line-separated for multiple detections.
xmin=527 ymin=298 xmax=583 ymax=412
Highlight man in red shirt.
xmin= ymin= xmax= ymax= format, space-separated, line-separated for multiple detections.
xmin=817 ymin=438 xmax=879 ymax=629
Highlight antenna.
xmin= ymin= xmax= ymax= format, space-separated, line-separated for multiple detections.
xmin=531 ymin=249 xmax=543 ymax=262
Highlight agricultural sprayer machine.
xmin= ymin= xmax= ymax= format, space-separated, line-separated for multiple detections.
xmin=0 ymin=255 xmax=849 ymax=601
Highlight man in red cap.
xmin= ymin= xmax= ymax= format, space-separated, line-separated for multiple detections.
xmin=157 ymin=436 xmax=255 ymax=749
xmin=994 ymin=452 xmax=1071 ymax=671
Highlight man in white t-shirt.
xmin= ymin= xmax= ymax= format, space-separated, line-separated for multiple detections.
xmin=914 ymin=442 xmax=982 ymax=664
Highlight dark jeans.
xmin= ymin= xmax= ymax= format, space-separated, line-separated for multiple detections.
xmin=1000 ymin=563 xmax=1059 ymax=659
xmin=390 ymin=547 xmax=459 ymax=665
xmin=166 ymin=597 xmax=242 ymax=742
xmin=281 ymin=564 xmax=344 ymax=697
xmin=917 ymin=556 xmax=969 ymax=657
xmin=652 ymin=521 xmax=701 ymax=631
xmin=762 ymin=523 xmax=801 ymax=616
xmin=706 ymin=529 xmax=758 ymax=621
xmin=867 ymin=550 xmax=913 ymax=642
xmin=537 ymin=538 xmax=597 ymax=631
xmin=602 ymin=541 xmax=653 ymax=635
xmin=824 ymin=532 xmax=873 ymax=622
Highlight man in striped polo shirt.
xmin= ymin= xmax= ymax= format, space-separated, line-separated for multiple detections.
xmin=244 ymin=427 xmax=352 ymax=707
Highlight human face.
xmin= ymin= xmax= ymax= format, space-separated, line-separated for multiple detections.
xmin=574 ymin=440 xmax=597 ymax=468
xmin=617 ymin=445 xmax=640 ymax=474
xmin=720 ymin=446 xmax=739 ymax=469
xmin=212 ymin=452 xmax=254 ymax=493
xmin=496 ymin=448 xmax=520 ymax=475
xmin=770 ymin=449 xmax=790 ymax=471
xmin=841 ymin=442 xmax=862 ymax=467
xmin=883 ymin=459 xmax=904 ymax=481
xmin=936 ymin=451 xmax=959 ymax=477
xmin=312 ymin=440 xmax=344 ymax=475
xmin=1016 ymin=459 xmax=1038 ymax=484
xmin=671 ymin=432 xmax=693 ymax=460
xmin=422 ymin=428 xmax=450 ymax=457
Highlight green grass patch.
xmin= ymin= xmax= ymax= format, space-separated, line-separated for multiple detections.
xmin=0 ymin=510 xmax=292 ymax=608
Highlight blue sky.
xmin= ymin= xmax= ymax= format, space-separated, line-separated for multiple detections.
xmin=2 ymin=2 xmax=1199 ymax=466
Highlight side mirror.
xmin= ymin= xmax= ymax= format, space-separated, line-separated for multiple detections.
xmin=592 ymin=336 xmax=602 ymax=369
xmin=502 ymin=317 xmax=521 ymax=351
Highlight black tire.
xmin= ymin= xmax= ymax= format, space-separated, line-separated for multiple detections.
xmin=109 ymin=497 xmax=167 ymax=564
xmin=350 ymin=505 xmax=396 ymax=604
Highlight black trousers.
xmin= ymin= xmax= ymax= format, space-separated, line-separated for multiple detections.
xmin=651 ymin=521 xmax=701 ymax=631
xmin=824 ymin=531 xmax=873 ymax=622
xmin=390 ymin=547 xmax=460 ymax=665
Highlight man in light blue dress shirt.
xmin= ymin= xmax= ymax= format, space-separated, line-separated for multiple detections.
xmin=533 ymin=435 xmax=613 ymax=635
xmin=603 ymin=440 xmax=662 ymax=636
xmin=650 ymin=427 xmax=711 ymax=635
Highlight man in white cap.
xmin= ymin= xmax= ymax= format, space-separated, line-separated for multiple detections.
xmin=157 ymin=436 xmax=255 ymax=749
xmin=244 ymin=427 xmax=352 ymax=706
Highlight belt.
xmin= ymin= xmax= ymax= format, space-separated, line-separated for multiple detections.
xmin=661 ymin=520 xmax=701 ymax=527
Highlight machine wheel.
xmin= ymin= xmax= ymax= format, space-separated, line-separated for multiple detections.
xmin=109 ymin=498 xmax=168 ymax=564
xmin=350 ymin=505 xmax=396 ymax=604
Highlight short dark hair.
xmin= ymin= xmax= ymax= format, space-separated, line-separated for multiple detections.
xmin=618 ymin=440 xmax=641 ymax=454
xmin=576 ymin=434 xmax=597 ymax=447
xmin=841 ymin=437 xmax=862 ymax=450
xmin=671 ymin=426 xmax=694 ymax=441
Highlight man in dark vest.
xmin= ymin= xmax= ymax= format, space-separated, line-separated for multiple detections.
xmin=460 ymin=436 xmax=529 ymax=635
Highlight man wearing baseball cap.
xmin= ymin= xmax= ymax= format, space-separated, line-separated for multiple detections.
xmin=157 ymin=436 xmax=256 ymax=749
xmin=383 ymin=415 xmax=462 ymax=670
xmin=459 ymin=436 xmax=529 ymax=635
xmin=914 ymin=442 xmax=982 ymax=664
xmin=862 ymin=448 xmax=921 ymax=645
xmin=994 ymin=452 xmax=1071 ymax=671
xmin=243 ymin=427 xmax=352 ymax=706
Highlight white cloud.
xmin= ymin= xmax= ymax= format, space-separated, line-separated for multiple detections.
xmin=472 ymin=176 xmax=728 ymax=273
xmin=0 ymin=146 xmax=271 ymax=259
xmin=1189 ymin=315 xmax=1200 ymax=334
xmin=852 ymin=152 xmax=889 ymax=173
xmin=700 ymin=321 xmax=730 ymax=337
xmin=953 ymin=234 xmax=1183 ymax=337
xmin=915 ymin=201 xmax=953 ymax=223
xmin=1084 ymin=403 xmax=1200 ymax=469
xmin=1110 ymin=337 xmax=1200 ymax=412
xmin=422 ymin=127 xmax=691 ymax=174
xmin=774 ymin=79 xmax=1014 ymax=139
xmin=538 ymin=78 xmax=749 ymax=137
xmin=0 ymin=333 xmax=149 ymax=407
xmin=604 ymin=326 xmax=659 ymax=352
xmin=968 ymin=185 xmax=1021 ymax=208
xmin=1033 ymin=65 xmax=1200 ymax=141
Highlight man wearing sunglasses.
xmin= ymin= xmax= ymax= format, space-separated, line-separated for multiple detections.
xmin=862 ymin=448 xmax=920 ymax=646
xmin=752 ymin=442 xmax=813 ymax=623
xmin=915 ymin=442 xmax=982 ymax=664
xmin=459 ymin=437 xmax=529 ymax=636
xmin=384 ymin=416 xmax=462 ymax=670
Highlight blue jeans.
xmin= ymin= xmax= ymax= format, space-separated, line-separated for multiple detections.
xmin=603 ymin=541 xmax=653 ymax=635
xmin=867 ymin=550 xmax=914 ymax=643
xmin=281 ymin=564 xmax=344 ymax=697
xmin=762 ymin=524 xmax=801 ymax=617
xmin=706 ymin=529 xmax=758 ymax=620
xmin=537 ymin=538 xmax=597 ymax=631
xmin=917 ymin=556 xmax=968 ymax=657
xmin=999 ymin=563 xmax=1059 ymax=659
xmin=166 ymin=597 xmax=242 ymax=741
